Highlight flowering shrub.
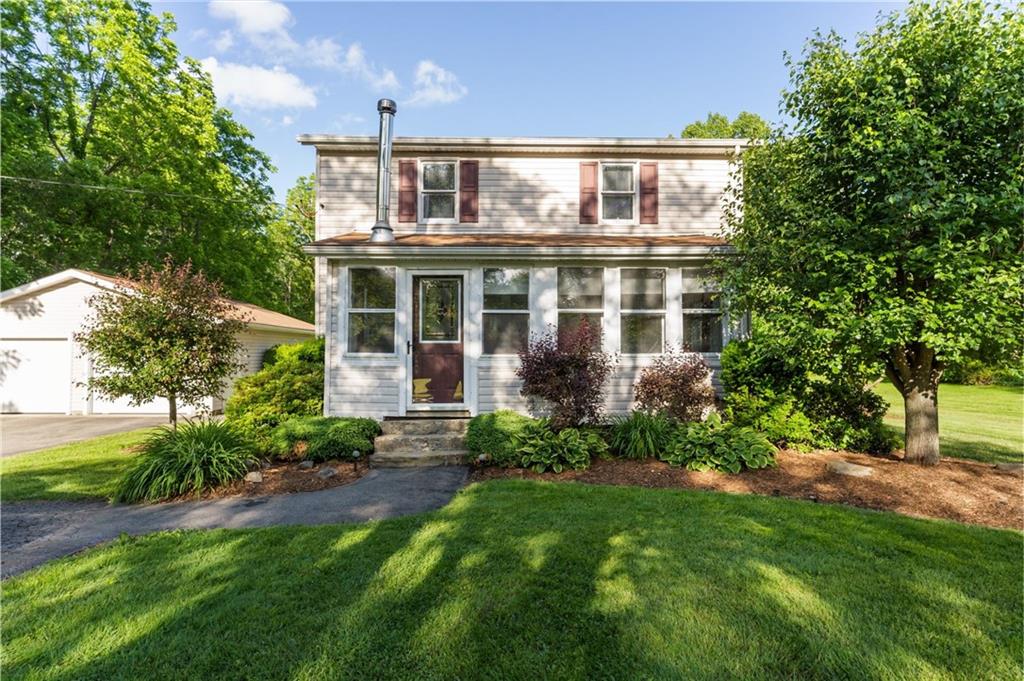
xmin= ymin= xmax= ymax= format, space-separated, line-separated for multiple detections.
xmin=516 ymin=320 xmax=615 ymax=429
xmin=633 ymin=351 xmax=715 ymax=422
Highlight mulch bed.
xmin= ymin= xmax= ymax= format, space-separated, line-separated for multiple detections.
xmin=198 ymin=460 xmax=366 ymax=499
xmin=471 ymin=450 xmax=1024 ymax=530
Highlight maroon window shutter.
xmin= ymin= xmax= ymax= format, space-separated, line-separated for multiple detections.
xmin=579 ymin=162 xmax=598 ymax=224
xmin=398 ymin=160 xmax=417 ymax=223
xmin=459 ymin=160 xmax=479 ymax=223
xmin=640 ymin=162 xmax=658 ymax=224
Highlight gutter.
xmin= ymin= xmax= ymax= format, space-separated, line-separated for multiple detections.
xmin=301 ymin=243 xmax=733 ymax=261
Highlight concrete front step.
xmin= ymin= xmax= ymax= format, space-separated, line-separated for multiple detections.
xmin=381 ymin=418 xmax=469 ymax=436
xmin=374 ymin=433 xmax=466 ymax=454
xmin=371 ymin=450 xmax=468 ymax=468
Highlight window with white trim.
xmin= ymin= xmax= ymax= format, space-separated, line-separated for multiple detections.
xmin=420 ymin=161 xmax=457 ymax=222
xmin=682 ymin=290 xmax=723 ymax=353
xmin=600 ymin=162 xmax=636 ymax=222
xmin=483 ymin=268 xmax=529 ymax=354
xmin=558 ymin=267 xmax=603 ymax=342
xmin=348 ymin=267 xmax=396 ymax=354
xmin=620 ymin=268 xmax=665 ymax=354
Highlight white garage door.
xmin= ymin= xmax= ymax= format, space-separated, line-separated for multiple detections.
xmin=0 ymin=339 xmax=71 ymax=413
xmin=91 ymin=392 xmax=171 ymax=415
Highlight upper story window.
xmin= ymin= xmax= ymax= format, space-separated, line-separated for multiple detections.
xmin=483 ymin=268 xmax=530 ymax=355
xmin=420 ymin=161 xmax=458 ymax=223
xmin=348 ymin=267 xmax=396 ymax=354
xmin=600 ymin=163 xmax=636 ymax=223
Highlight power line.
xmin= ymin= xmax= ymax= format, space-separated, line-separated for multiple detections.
xmin=0 ymin=175 xmax=285 ymax=206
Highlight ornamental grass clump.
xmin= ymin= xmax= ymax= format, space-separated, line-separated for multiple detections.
xmin=610 ymin=411 xmax=676 ymax=460
xmin=515 ymin=320 xmax=615 ymax=430
xmin=112 ymin=420 xmax=254 ymax=503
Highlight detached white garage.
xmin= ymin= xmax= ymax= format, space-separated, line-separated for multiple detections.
xmin=0 ymin=269 xmax=315 ymax=415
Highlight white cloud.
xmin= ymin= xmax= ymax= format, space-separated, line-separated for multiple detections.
xmin=213 ymin=30 xmax=234 ymax=53
xmin=280 ymin=115 xmax=295 ymax=126
xmin=406 ymin=60 xmax=467 ymax=106
xmin=200 ymin=57 xmax=316 ymax=110
xmin=208 ymin=0 xmax=292 ymax=36
xmin=333 ymin=112 xmax=368 ymax=132
xmin=340 ymin=43 xmax=400 ymax=91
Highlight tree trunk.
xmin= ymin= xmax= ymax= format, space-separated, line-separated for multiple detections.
xmin=169 ymin=394 xmax=177 ymax=430
xmin=885 ymin=343 xmax=942 ymax=465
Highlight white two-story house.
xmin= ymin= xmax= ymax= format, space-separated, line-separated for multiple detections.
xmin=301 ymin=100 xmax=741 ymax=420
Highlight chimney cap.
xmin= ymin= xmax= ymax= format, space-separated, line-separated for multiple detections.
xmin=377 ymin=98 xmax=397 ymax=115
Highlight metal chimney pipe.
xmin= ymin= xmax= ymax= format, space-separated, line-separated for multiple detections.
xmin=369 ymin=98 xmax=397 ymax=243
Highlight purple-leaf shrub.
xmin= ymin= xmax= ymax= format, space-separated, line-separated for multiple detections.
xmin=516 ymin=319 xmax=615 ymax=430
xmin=633 ymin=351 xmax=715 ymax=422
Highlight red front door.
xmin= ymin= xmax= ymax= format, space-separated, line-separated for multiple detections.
xmin=412 ymin=276 xmax=464 ymax=405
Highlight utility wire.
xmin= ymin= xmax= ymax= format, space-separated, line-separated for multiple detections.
xmin=0 ymin=175 xmax=286 ymax=206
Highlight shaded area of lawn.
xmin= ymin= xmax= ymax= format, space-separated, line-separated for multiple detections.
xmin=0 ymin=429 xmax=152 ymax=501
xmin=4 ymin=481 xmax=1020 ymax=680
xmin=876 ymin=383 xmax=1023 ymax=463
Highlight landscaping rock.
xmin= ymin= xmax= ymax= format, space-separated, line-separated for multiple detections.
xmin=245 ymin=458 xmax=261 ymax=471
xmin=244 ymin=471 xmax=264 ymax=483
xmin=995 ymin=462 xmax=1023 ymax=473
xmin=827 ymin=460 xmax=873 ymax=478
xmin=298 ymin=460 xmax=315 ymax=470
xmin=316 ymin=466 xmax=338 ymax=480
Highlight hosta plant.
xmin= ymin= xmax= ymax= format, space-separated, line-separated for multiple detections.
xmin=660 ymin=413 xmax=777 ymax=474
xmin=514 ymin=419 xmax=607 ymax=474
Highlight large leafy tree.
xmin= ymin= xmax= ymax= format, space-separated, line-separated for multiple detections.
xmin=720 ymin=0 xmax=1023 ymax=464
xmin=266 ymin=174 xmax=316 ymax=321
xmin=680 ymin=112 xmax=770 ymax=139
xmin=76 ymin=260 xmax=247 ymax=426
xmin=1 ymin=0 xmax=278 ymax=307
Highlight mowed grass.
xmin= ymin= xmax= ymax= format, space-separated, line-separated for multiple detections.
xmin=3 ymin=481 xmax=1021 ymax=681
xmin=876 ymin=383 xmax=1023 ymax=463
xmin=0 ymin=428 xmax=153 ymax=501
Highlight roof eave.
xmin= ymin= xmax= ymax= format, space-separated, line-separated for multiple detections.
xmin=302 ymin=243 xmax=733 ymax=261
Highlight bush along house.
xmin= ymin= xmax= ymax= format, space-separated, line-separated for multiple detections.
xmin=301 ymin=99 xmax=743 ymax=421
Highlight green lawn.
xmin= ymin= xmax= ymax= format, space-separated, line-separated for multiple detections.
xmin=876 ymin=383 xmax=1023 ymax=463
xmin=0 ymin=428 xmax=153 ymax=501
xmin=3 ymin=481 xmax=1020 ymax=680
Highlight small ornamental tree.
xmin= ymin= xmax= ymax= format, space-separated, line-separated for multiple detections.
xmin=719 ymin=0 xmax=1024 ymax=464
xmin=76 ymin=259 xmax=248 ymax=426
xmin=516 ymin=320 xmax=615 ymax=429
xmin=633 ymin=351 xmax=715 ymax=422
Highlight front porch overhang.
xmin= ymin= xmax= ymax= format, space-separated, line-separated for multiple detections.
xmin=303 ymin=231 xmax=733 ymax=263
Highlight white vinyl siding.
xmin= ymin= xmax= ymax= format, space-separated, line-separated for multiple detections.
xmin=316 ymin=154 xmax=731 ymax=238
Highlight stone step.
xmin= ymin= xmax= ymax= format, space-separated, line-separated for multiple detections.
xmin=381 ymin=418 xmax=470 ymax=436
xmin=374 ymin=433 xmax=466 ymax=454
xmin=371 ymin=450 xmax=468 ymax=468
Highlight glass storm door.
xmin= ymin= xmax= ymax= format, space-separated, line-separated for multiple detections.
xmin=411 ymin=276 xmax=464 ymax=404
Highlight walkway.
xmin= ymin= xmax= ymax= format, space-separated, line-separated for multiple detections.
xmin=1 ymin=467 xmax=468 ymax=578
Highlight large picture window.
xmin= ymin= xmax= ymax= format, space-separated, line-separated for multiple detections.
xmin=483 ymin=268 xmax=529 ymax=354
xmin=682 ymin=291 xmax=723 ymax=353
xmin=348 ymin=267 xmax=396 ymax=354
xmin=558 ymin=267 xmax=604 ymax=341
xmin=600 ymin=163 xmax=636 ymax=222
xmin=620 ymin=268 xmax=665 ymax=354
xmin=421 ymin=161 xmax=457 ymax=222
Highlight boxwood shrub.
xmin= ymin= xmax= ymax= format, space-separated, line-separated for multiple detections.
xmin=465 ymin=410 xmax=536 ymax=466
xmin=268 ymin=416 xmax=381 ymax=463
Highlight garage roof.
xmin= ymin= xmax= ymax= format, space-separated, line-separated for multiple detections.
xmin=0 ymin=269 xmax=314 ymax=334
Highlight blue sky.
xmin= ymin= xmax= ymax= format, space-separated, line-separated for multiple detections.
xmin=157 ymin=1 xmax=902 ymax=199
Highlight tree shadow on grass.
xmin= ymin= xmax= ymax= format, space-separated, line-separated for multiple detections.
xmin=3 ymin=481 xmax=1021 ymax=680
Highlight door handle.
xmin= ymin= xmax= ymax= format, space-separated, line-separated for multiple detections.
xmin=407 ymin=340 xmax=412 ymax=354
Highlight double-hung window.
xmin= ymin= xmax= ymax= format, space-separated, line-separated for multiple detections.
xmin=620 ymin=268 xmax=665 ymax=354
xmin=348 ymin=267 xmax=396 ymax=354
xmin=558 ymin=267 xmax=604 ymax=342
xmin=682 ymin=290 xmax=723 ymax=353
xmin=483 ymin=268 xmax=530 ymax=354
xmin=421 ymin=161 xmax=457 ymax=223
xmin=600 ymin=163 xmax=636 ymax=223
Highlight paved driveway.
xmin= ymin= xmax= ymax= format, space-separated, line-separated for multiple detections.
xmin=1 ymin=415 xmax=166 ymax=457
xmin=1 ymin=467 xmax=469 ymax=577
